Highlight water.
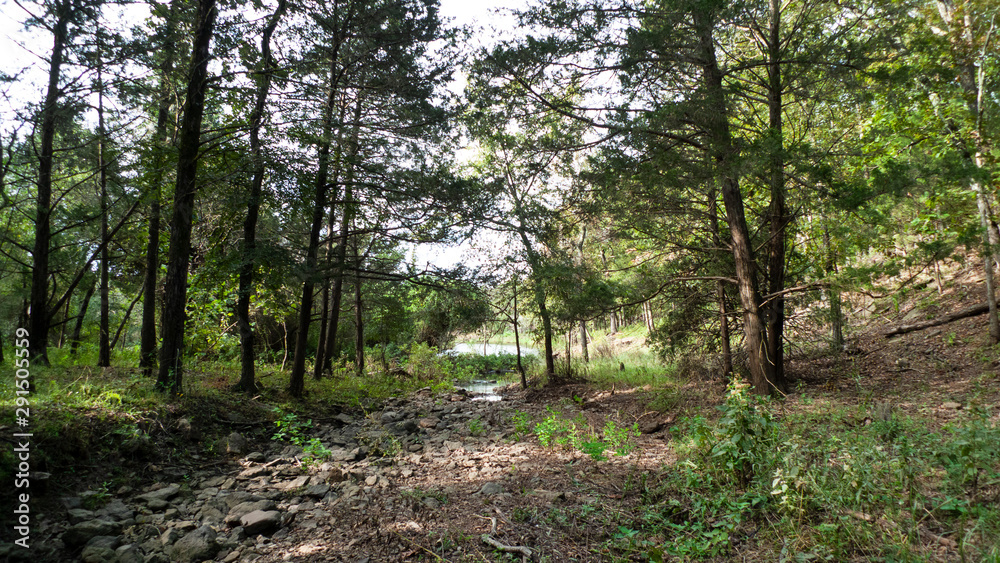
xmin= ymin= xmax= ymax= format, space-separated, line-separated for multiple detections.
xmin=444 ymin=342 xmax=539 ymax=356
xmin=454 ymin=379 xmax=502 ymax=402
xmin=444 ymin=342 xmax=536 ymax=401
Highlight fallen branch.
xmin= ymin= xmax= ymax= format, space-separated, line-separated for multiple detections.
xmin=481 ymin=534 xmax=533 ymax=560
xmin=884 ymin=303 xmax=990 ymax=337
xmin=479 ymin=516 xmax=533 ymax=561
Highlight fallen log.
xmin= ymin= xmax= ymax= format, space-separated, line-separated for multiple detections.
xmin=884 ymin=303 xmax=990 ymax=337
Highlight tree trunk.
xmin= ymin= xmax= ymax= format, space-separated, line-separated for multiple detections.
xmin=29 ymin=0 xmax=72 ymax=367
xmin=709 ymin=184 xmax=733 ymax=376
xmin=512 ymin=277 xmax=526 ymax=389
xmin=236 ymin=0 xmax=286 ymax=394
xmin=98 ymin=54 xmax=111 ymax=368
xmin=695 ymin=8 xmax=775 ymax=395
xmin=111 ymin=284 xmax=143 ymax=350
xmin=321 ymin=99 xmax=363 ymax=375
xmin=69 ymin=279 xmax=97 ymax=355
xmin=353 ymin=248 xmax=364 ymax=377
xmin=141 ymin=0 xmax=182 ymax=377
xmin=157 ymin=0 xmax=218 ymax=394
xmin=764 ymin=0 xmax=787 ymax=391
xmin=579 ymin=320 xmax=588 ymax=363
xmin=289 ymin=61 xmax=342 ymax=398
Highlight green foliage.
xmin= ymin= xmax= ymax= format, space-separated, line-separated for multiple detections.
xmin=694 ymin=380 xmax=779 ymax=487
xmin=518 ymin=407 xmax=638 ymax=461
xmin=301 ymin=438 xmax=332 ymax=468
xmin=936 ymin=409 xmax=1000 ymax=498
xmin=271 ymin=408 xmax=312 ymax=446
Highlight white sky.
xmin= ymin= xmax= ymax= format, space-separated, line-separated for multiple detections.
xmin=0 ymin=0 xmax=528 ymax=269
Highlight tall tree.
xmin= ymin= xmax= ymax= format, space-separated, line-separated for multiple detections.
xmin=157 ymin=0 xmax=219 ymax=394
xmin=235 ymin=0 xmax=288 ymax=394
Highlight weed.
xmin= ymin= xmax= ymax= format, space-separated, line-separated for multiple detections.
xmin=271 ymin=408 xmax=312 ymax=446
xmin=301 ymin=438 xmax=332 ymax=468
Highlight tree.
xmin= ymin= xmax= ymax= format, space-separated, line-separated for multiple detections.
xmin=157 ymin=0 xmax=219 ymax=394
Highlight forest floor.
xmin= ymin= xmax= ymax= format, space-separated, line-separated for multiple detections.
xmin=2 ymin=266 xmax=999 ymax=562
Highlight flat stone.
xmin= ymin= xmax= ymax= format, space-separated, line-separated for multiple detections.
xmin=443 ymin=440 xmax=462 ymax=451
xmin=417 ymin=417 xmax=440 ymax=429
xmin=225 ymin=500 xmax=277 ymax=526
xmin=329 ymin=448 xmax=357 ymax=462
xmin=240 ymin=510 xmax=282 ymax=536
xmin=62 ymin=519 xmax=122 ymax=548
xmin=80 ymin=546 xmax=117 ymax=563
xmin=477 ymin=482 xmax=504 ymax=496
xmin=115 ymin=544 xmax=143 ymax=563
xmin=147 ymin=498 xmax=170 ymax=511
xmin=171 ymin=525 xmax=219 ymax=563
xmin=237 ymin=466 xmax=269 ymax=480
xmin=942 ymin=402 xmax=962 ymax=410
xmin=99 ymin=499 xmax=134 ymax=521
xmin=137 ymin=484 xmax=180 ymax=504
xmin=304 ymin=484 xmax=331 ymax=498
xmin=85 ymin=535 xmax=121 ymax=550
xmin=67 ymin=508 xmax=96 ymax=524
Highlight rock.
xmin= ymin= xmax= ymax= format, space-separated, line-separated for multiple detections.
xmin=177 ymin=417 xmax=196 ymax=439
xmin=240 ymin=510 xmax=282 ymax=535
xmin=63 ymin=519 xmax=122 ymax=548
xmin=638 ymin=419 xmax=664 ymax=434
xmin=334 ymin=413 xmax=355 ymax=425
xmin=942 ymin=402 xmax=962 ymax=410
xmin=67 ymin=508 xmax=96 ymax=524
xmin=237 ymin=466 xmax=269 ymax=480
xmin=381 ymin=411 xmax=402 ymax=423
xmin=171 ymin=525 xmax=219 ymax=563
xmin=245 ymin=452 xmax=266 ymax=463
xmin=443 ymin=440 xmax=462 ymax=451
xmin=394 ymin=420 xmax=419 ymax=434
xmin=531 ymin=489 xmax=565 ymax=503
xmin=417 ymin=417 xmax=440 ymax=429
xmin=115 ymin=544 xmax=144 ymax=563
xmin=477 ymin=482 xmax=504 ymax=496
xmin=277 ymin=475 xmax=310 ymax=491
xmin=329 ymin=448 xmax=357 ymax=462
xmin=137 ymin=484 xmax=181 ymax=504
xmin=100 ymin=499 xmax=135 ymax=521
xmin=144 ymin=552 xmax=172 ymax=563
xmin=85 ymin=535 xmax=121 ymax=550
xmin=304 ymin=484 xmax=331 ymax=498
xmin=225 ymin=500 xmax=277 ymax=526
xmin=161 ymin=527 xmax=182 ymax=547
xmin=147 ymin=498 xmax=170 ymax=511
xmin=319 ymin=468 xmax=346 ymax=483
xmin=80 ymin=546 xmax=117 ymax=563
xmin=365 ymin=475 xmax=379 ymax=487
xmin=223 ymin=432 xmax=248 ymax=455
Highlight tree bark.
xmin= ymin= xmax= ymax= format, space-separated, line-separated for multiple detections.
xmin=70 ymin=279 xmax=97 ymax=355
xmin=353 ymin=245 xmax=364 ymax=377
xmin=289 ymin=59 xmax=341 ymax=398
xmin=29 ymin=0 xmax=72 ymax=367
xmin=236 ymin=0 xmax=287 ymax=394
xmin=321 ymin=99 xmax=363 ymax=375
xmin=764 ymin=0 xmax=787 ymax=391
xmin=140 ymin=0 xmax=183 ymax=377
xmin=157 ymin=0 xmax=218 ymax=394
xmin=98 ymin=52 xmax=111 ymax=368
xmin=512 ymin=277 xmax=526 ymax=389
xmin=694 ymin=8 xmax=775 ymax=395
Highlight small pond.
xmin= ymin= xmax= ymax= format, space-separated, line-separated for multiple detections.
xmin=453 ymin=379 xmax=503 ymax=402
xmin=443 ymin=342 xmax=539 ymax=356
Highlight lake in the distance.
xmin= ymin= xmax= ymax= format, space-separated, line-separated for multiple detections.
xmin=444 ymin=342 xmax=539 ymax=356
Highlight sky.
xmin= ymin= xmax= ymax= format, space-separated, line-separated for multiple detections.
xmin=0 ymin=0 xmax=529 ymax=269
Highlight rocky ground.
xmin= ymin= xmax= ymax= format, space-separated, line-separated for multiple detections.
xmin=3 ymin=382 xmax=679 ymax=563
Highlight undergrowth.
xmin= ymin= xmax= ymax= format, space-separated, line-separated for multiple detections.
xmin=598 ymin=380 xmax=1000 ymax=562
